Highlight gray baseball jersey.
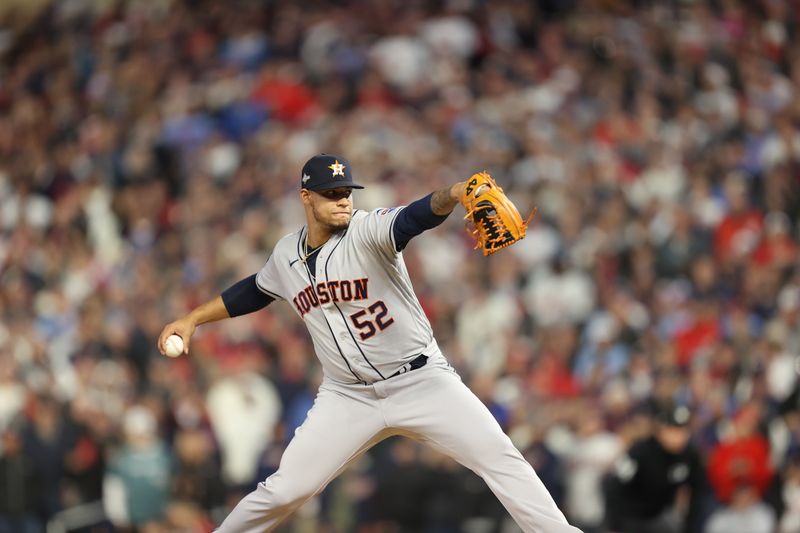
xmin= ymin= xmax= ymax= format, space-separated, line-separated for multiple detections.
xmin=256 ymin=207 xmax=438 ymax=384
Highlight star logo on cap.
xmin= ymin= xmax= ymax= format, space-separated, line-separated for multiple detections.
xmin=302 ymin=173 xmax=311 ymax=184
xmin=328 ymin=160 xmax=346 ymax=177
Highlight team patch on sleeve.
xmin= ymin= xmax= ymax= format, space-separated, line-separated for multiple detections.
xmin=377 ymin=207 xmax=398 ymax=216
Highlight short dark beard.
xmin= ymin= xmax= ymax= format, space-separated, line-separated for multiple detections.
xmin=328 ymin=220 xmax=350 ymax=232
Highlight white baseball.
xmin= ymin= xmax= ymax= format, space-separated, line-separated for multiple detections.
xmin=164 ymin=334 xmax=184 ymax=358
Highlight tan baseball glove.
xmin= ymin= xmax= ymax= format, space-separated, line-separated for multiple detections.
xmin=459 ymin=171 xmax=536 ymax=256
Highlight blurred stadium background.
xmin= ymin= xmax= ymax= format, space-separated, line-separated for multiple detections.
xmin=1 ymin=0 xmax=800 ymax=532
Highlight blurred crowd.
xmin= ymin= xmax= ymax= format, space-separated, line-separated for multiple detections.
xmin=1 ymin=0 xmax=800 ymax=532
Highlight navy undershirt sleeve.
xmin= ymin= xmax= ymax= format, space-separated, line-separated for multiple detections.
xmin=221 ymin=274 xmax=274 ymax=317
xmin=392 ymin=193 xmax=450 ymax=251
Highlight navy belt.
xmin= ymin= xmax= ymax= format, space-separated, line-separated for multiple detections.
xmin=389 ymin=354 xmax=428 ymax=378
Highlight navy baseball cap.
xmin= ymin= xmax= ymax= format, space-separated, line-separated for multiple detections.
xmin=655 ymin=403 xmax=692 ymax=427
xmin=300 ymin=154 xmax=365 ymax=191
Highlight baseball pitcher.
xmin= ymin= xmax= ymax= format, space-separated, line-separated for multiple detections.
xmin=158 ymin=154 xmax=582 ymax=533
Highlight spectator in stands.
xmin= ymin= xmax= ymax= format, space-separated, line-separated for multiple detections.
xmin=605 ymin=403 xmax=706 ymax=533
xmin=0 ymin=425 xmax=43 ymax=533
xmin=103 ymin=406 xmax=172 ymax=529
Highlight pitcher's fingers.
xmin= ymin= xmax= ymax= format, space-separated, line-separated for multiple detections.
xmin=157 ymin=326 xmax=176 ymax=353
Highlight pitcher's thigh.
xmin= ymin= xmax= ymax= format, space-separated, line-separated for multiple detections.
xmin=391 ymin=371 xmax=517 ymax=466
xmin=266 ymin=386 xmax=387 ymax=501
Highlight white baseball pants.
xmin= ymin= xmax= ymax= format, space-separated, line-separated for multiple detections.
xmin=214 ymin=361 xmax=582 ymax=533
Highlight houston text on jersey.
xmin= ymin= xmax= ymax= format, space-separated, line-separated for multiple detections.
xmin=292 ymin=278 xmax=369 ymax=317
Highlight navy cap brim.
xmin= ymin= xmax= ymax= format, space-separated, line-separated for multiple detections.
xmin=305 ymin=181 xmax=365 ymax=191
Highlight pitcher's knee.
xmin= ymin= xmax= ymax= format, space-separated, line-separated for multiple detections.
xmin=260 ymin=473 xmax=321 ymax=510
xmin=460 ymin=431 xmax=524 ymax=469
xmin=471 ymin=429 xmax=514 ymax=455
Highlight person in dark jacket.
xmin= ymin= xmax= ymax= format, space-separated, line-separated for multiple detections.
xmin=0 ymin=427 xmax=44 ymax=533
xmin=605 ymin=403 xmax=706 ymax=533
